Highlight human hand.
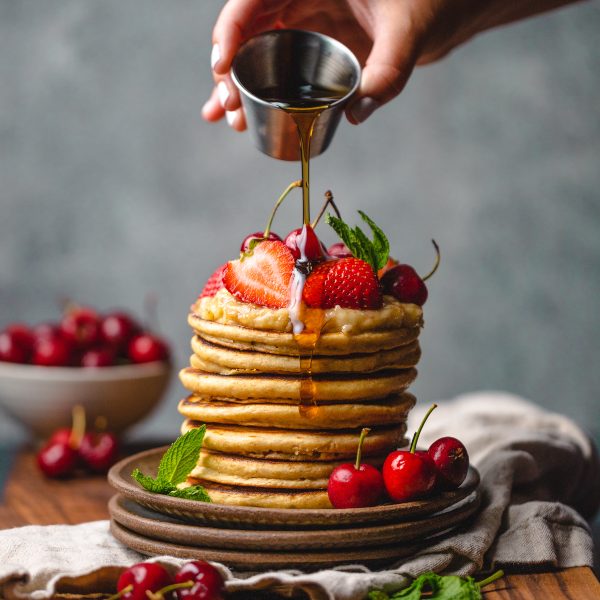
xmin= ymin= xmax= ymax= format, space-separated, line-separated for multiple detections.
xmin=202 ymin=0 xmax=578 ymax=130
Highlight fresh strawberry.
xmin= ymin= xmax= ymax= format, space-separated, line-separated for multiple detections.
xmin=378 ymin=256 xmax=398 ymax=279
xmin=303 ymin=257 xmax=382 ymax=309
xmin=223 ymin=240 xmax=294 ymax=308
xmin=199 ymin=263 xmax=227 ymax=299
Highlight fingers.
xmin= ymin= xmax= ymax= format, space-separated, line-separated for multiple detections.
xmin=346 ymin=13 xmax=420 ymax=125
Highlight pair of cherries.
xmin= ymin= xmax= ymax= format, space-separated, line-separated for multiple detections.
xmin=328 ymin=405 xmax=469 ymax=509
xmin=37 ymin=407 xmax=119 ymax=478
xmin=114 ymin=561 xmax=224 ymax=600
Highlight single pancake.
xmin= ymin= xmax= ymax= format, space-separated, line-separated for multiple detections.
xmin=178 ymin=393 xmax=416 ymax=430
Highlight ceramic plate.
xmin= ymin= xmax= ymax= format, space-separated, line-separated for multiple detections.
xmin=108 ymin=446 xmax=480 ymax=529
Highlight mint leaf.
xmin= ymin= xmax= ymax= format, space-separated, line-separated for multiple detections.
xmin=358 ymin=211 xmax=390 ymax=270
xmin=326 ymin=212 xmax=389 ymax=272
xmin=169 ymin=485 xmax=212 ymax=502
xmin=157 ymin=426 xmax=206 ymax=485
xmin=131 ymin=468 xmax=175 ymax=494
xmin=131 ymin=427 xmax=211 ymax=503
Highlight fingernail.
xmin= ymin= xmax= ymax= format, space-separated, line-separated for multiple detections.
xmin=211 ymin=44 xmax=221 ymax=70
xmin=217 ymin=81 xmax=229 ymax=108
xmin=349 ymin=97 xmax=379 ymax=124
xmin=226 ymin=110 xmax=237 ymax=127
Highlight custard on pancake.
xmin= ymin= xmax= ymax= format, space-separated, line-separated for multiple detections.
xmin=179 ymin=393 xmax=415 ymax=430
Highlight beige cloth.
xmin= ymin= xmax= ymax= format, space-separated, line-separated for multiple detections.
xmin=0 ymin=393 xmax=597 ymax=600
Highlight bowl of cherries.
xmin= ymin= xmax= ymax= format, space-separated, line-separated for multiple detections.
xmin=0 ymin=305 xmax=171 ymax=438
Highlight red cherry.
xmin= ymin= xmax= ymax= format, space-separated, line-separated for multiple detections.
xmin=100 ymin=312 xmax=140 ymax=351
xmin=175 ymin=561 xmax=225 ymax=600
xmin=285 ymin=224 xmax=324 ymax=261
xmin=381 ymin=265 xmax=428 ymax=306
xmin=428 ymin=436 xmax=469 ymax=489
xmin=48 ymin=428 xmax=73 ymax=446
xmin=80 ymin=347 xmax=115 ymax=367
xmin=33 ymin=323 xmax=61 ymax=341
xmin=117 ymin=563 xmax=173 ymax=600
xmin=240 ymin=231 xmax=281 ymax=253
xmin=6 ymin=323 xmax=35 ymax=354
xmin=37 ymin=441 xmax=78 ymax=478
xmin=32 ymin=336 xmax=72 ymax=366
xmin=0 ymin=330 xmax=29 ymax=363
xmin=327 ymin=428 xmax=384 ymax=509
xmin=327 ymin=242 xmax=353 ymax=259
xmin=128 ymin=334 xmax=169 ymax=364
xmin=60 ymin=307 xmax=101 ymax=349
xmin=382 ymin=404 xmax=438 ymax=502
xmin=78 ymin=431 xmax=120 ymax=472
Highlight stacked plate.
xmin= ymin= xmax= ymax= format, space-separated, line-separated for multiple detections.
xmin=108 ymin=448 xmax=482 ymax=571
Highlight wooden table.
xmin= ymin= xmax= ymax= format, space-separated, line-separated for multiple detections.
xmin=1 ymin=447 xmax=599 ymax=599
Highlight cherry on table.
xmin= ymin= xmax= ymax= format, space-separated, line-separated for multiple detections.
xmin=428 ymin=436 xmax=469 ymax=489
xmin=328 ymin=428 xmax=384 ymax=509
xmin=117 ymin=562 xmax=173 ymax=600
xmin=37 ymin=441 xmax=78 ymax=478
xmin=240 ymin=231 xmax=281 ymax=253
xmin=128 ymin=334 xmax=169 ymax=364
xmin=174 ymin=560 xmax=225 ymax=600
xmin=383 ymin=404 xmax=438 ymax=502
xmin=48 ymin=427 xmax=73 ymax=446
xmin=285 ymin=224 xmax=324 ymax=261
xmin=79 ymin=431 xmax=120 ymax=473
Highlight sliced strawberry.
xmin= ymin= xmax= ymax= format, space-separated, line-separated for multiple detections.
xmin=378 ymin=256 xmax=398 ymax=279
xmin=303 ymin=257 xmax=382 ymax=310
xmin=199 ymin=263 xmax=227 ymax=299
xmin=223 ymin=240 xmax=294 ymax=308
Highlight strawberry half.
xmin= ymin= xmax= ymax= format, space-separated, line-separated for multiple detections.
xmin=223 ymin=240 xmax=294 ymax=308
xmin=303 ymin=257 xmax=382 ymax=310
xmin=199 ymin=263 xmax=227 ymax=299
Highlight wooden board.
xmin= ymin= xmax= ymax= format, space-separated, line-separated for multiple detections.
xmin=108 ymin=446 xmax=480 ymax=528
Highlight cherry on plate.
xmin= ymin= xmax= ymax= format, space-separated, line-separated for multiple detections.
xmin=175 ymin=560 xmax=225 ymax=600
xmin=327 ymin=428 xmax=384 ymax=509
xmin=428 ymin=436 xmax=469 ymax=489
xmin=381 ymin=265 xmax=428 ymax=306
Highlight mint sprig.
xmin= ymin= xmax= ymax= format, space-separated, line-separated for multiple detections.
xmin=326 ymin=211 xmax=390 ymax=271
xmin=132 ymin=427 xmax=211 ymax=502
xmin=367 ymin=570 xmax=504 ymax=599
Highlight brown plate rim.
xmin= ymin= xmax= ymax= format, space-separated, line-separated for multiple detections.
xmin=108 ymin=446 xmax=480 ymax=527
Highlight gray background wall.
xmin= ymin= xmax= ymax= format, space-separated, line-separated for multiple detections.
xmin=0 ymin=0 xmax=598 ymax=444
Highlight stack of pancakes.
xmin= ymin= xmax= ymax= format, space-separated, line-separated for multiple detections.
xmin=178 ymin=289 xmax=423 ymax=509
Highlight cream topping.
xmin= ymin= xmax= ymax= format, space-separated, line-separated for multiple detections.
xmin=194 ymin=288 xmax=423 ymax=335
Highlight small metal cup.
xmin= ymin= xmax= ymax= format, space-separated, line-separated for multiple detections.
xmin=231 ymin=29 xmax=361 ymax=161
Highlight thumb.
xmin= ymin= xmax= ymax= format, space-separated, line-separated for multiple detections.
xmin=346 ymin=23 xmax=419 ymax=124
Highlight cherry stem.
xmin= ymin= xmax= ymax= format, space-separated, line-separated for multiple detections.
xmin=477 ymin=569 xmax=504 ymax=588
xmin=147 ymin=580 xmax=194 ymax=600
xmin=311 ymin=190 xmax=341 ymax=228
xmin=409 ymin=404 xmax=437 ymax=454
xmin=94 ymin=415 xmax=108 ymax=432
xmin=69 ymin=404 xmax=86 ymax=450
xmin=263 ymin=180 xmax=302 ymax=238
xmin=106 ymin=584 xmax=133 ymax=600
xmin=421 ymin=240 xmax=441 ymax=282
xmin=355 ymin=427 xmax=371 ymax=470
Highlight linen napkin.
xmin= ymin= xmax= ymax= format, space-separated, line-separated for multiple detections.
xmin=0 ymin=392 xmax=598 ymax=600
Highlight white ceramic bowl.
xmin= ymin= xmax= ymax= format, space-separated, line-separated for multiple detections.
xmin=0 ymin=360 xmax=172 ymax=438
